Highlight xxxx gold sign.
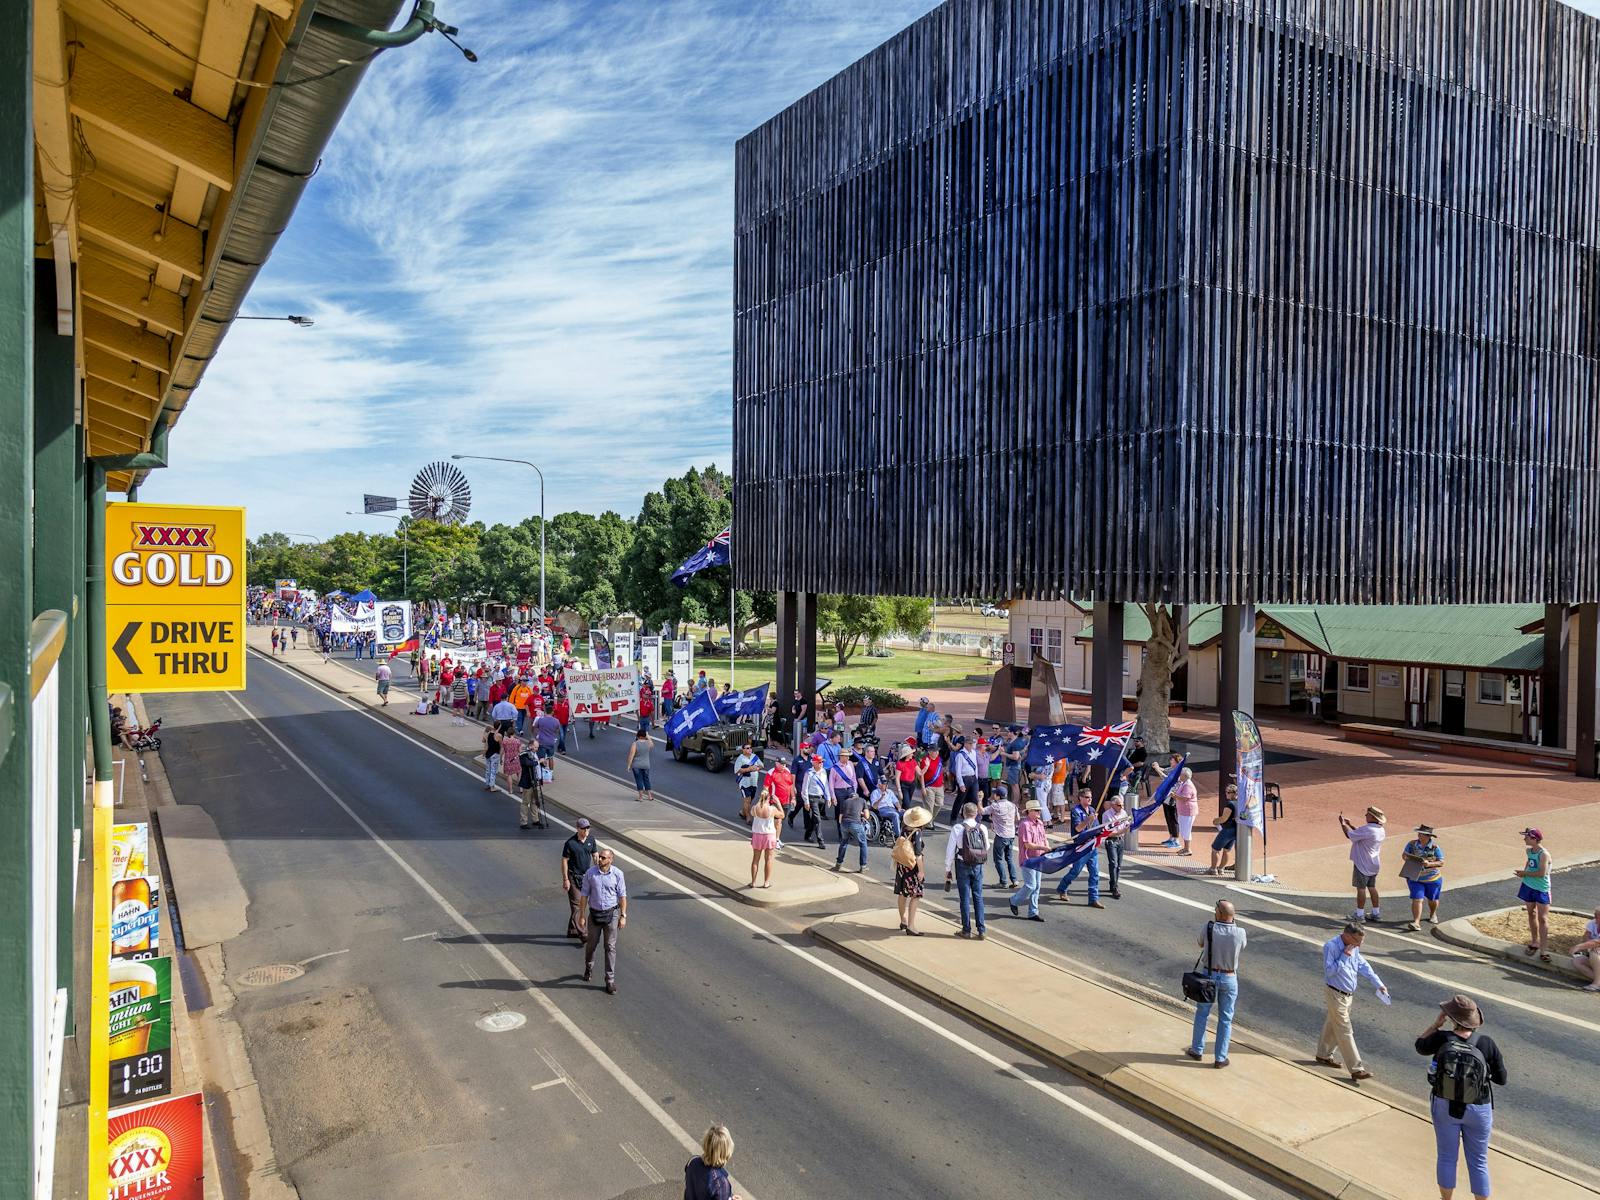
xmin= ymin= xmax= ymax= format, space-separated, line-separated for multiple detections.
xmin=106 ymin=504 xmax=246 ymax=693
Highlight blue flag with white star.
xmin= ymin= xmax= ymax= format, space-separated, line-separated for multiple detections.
xmin=1025 ymin=719 xmax=1137 ymax=770
xmin=664 ymin=689 xmax=720 ymax=746
xmin=670 ymin=527 xmax=731 ymax=587
xmin=715 ymin=682 xmax=769 ymax=721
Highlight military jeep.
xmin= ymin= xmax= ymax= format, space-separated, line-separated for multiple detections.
xmin=671 ymin=719 xmax=767 ymax=772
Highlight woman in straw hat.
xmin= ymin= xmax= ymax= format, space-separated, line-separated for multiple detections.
xmin=894 ymin=807 xmax=932 ymax=935
xmin=1415 ymin=995 xmax=1507 ymax=1200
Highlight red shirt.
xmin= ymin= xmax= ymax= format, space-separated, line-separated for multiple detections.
xmin=768 ymin=766 xmax=794 ymax=803
xmin=553 ymin=698 xmax=570 ymax=724
xmin=489 ymin=681 xmax=506 ymax=705
xmin=896 ymin=759 xmax=918 ymax=785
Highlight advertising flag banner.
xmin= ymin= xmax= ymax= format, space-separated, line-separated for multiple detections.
xmin=671 ymin=639 xmax=693 ymax=685
xmin=613 ymin=631 xmax=635 ymax=669
xmin=112 ymin=876 xmax=161 ymax=961
xmin=1232 ymin=709 xmax=1265 ymax=830
xmin=567 ymin=668 xmax=639 ymax=719
xmin=589 ymin=631 xmax=612 ymax=669
xmin=108 ymin=1091 xmax=204 ymax=1200
xmin=108 ymin=504 xmax=246 ymax=693
xmin=109 ymin=958 xmax=173 ymax=1107
xmin=640 ymin=635 xmax=662 ymax=683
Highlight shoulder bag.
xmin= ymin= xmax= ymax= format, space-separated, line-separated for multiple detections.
xmin=1182 ymin=921 xmax=1217 ymax=1004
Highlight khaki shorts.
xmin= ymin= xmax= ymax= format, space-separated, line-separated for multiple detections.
xmin=1352 ymin=867 xmax=1378 ymax=888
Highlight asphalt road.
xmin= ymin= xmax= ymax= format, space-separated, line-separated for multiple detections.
xmin=548 ymin=699 xmax=1600 ymax=1186
xmin=150 ymin=654 xmax=1303 ymax=1200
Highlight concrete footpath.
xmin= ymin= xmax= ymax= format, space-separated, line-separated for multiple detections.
xmin=245 ymin=631 xmax=857 ymax=908
xmin=812 ymin=907 xmax=1595 ymax=1200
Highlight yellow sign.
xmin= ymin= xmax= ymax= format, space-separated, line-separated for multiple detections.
xmin=106 ymin=503 xmax=246 ymax=693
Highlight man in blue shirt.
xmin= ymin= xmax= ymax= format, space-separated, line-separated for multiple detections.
xmin=912 ymin=698 xmax=933 ymax=743
xmin=1054 ymin=787 xmax=1104 ymax=907
xmin=579 ymin=847 xmax=628 ymax=995
xmin=1318 ymin=923 xmax=1389 ymax=1080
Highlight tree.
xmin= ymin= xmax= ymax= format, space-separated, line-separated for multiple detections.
xmin=618 ymin=465 xmax=732 ymax=635
xmin=816 ymin=594 xmax=933 ymax=667
xmin=475 ymin=522 xmax=540 ymax=603
xmin=405 ymin=519 xmax=482 ymax=604
xmin=1134 ymin=604 xmax=1186 ymax=755
xmin=548 ymin=510 xmax=633 ymax=624
xmin=319 ymin=532 xmax=383 ymax=594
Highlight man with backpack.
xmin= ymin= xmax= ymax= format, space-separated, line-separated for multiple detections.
xmin=1415 ymin=995 xmax=1506 ymax=1200
xmin=944 ymin=802 xmax=990 ymax=939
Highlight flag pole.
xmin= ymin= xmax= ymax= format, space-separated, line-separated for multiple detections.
xmin=729 ymin=574 xmax=736 ymax=689
xmin=1093 ymin=719 xmax=1138 ymax=814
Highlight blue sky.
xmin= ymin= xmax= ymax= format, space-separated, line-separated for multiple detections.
xmin=143 ymin=0 xmax=1600 ymax=540
xmin=142 ymin=0 xmax=937 ymax=538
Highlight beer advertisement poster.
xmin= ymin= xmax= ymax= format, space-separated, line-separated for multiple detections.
xmin=110 ymin=958 xmax=173 ymax=1107
xmin=112 ymin=875 xmax=161 ymax=961
xmin=108 ymin=1091 xmax=204 ymax=1200
xmin=111 ymin=823 xmax=149 ymax=881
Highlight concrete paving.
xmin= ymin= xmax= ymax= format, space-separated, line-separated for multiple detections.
xmin=812 ymin=907 xmax=1598 ymax=1200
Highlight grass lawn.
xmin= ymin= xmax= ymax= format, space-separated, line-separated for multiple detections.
xmin=686 ymin=642 xmax=991 ymax=702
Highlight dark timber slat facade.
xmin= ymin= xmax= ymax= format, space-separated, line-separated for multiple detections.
xmin=732 ymin=0 xmax=1600 ymax=606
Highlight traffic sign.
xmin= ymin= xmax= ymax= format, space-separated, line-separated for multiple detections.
xmin=106 ymin=504 xmax=246 ymax=693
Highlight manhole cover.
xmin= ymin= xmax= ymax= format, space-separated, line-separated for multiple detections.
xmin=236 ymin=963 xmax=306 ymax=987
xmin=476 ymin=1011 xmax=526 ymax=1033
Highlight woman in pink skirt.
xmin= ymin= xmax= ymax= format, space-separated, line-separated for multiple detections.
xmin=749 ymin=785 xmax=781 ymax=888
xmin=1173 ymin=767 xmax=1200 ymax=856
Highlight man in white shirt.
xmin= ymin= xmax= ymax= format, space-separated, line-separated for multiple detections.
xmin=944 ymin=802 xmax=989 ymax=939
xmin=1099 ymin=793 xmax=1132 ymax=900
xmin=1339 ymin=805 xmax=1388 ymax=923
xmin=981 ymin=783 xmax=1020 ymax=889
xmin=951 ymin=736 xmax=980 ymax=813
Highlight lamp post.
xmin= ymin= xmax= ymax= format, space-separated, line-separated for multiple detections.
xmin=347 ymin=510 xmax=408 ymax=595
xmin=451 ymin=454 xmax=544 ymax=623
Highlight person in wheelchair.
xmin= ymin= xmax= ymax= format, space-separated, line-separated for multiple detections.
xmin=870 ymin=777 xmax=903 ymax=840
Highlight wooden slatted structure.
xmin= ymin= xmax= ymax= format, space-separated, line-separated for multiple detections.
xmin=732 ymin=0 xmax=1600 ymax=606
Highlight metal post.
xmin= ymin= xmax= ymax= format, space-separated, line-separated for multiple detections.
xmin=728 ymin=579 xmax=736 ymax=688
xmin=1219 ymin=603 xmax=1256 ymax=881
xmin=1541 ymin=604 xmax=1569 ymax=749
xmin=774 ymin=591 xmax=796 ymax=741
xmin=1577 ymin=603 xmax=1597 ymax=779
xmin=796 ymin=592 xmax=818 ymax=720
xmin=1090 ymin=601 xmax=1124 ymax=796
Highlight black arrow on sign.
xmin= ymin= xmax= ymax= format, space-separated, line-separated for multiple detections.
xmin=113 ymin=622 xmax=141 ymax=675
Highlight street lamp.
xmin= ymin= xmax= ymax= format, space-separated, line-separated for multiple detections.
xmin=237 ymin=314 xmax=315 ymax=327
xmin=347 ymin=511 xmax=408 ymax=594
xmin=451 ymin=454 xmax=544 ymax=622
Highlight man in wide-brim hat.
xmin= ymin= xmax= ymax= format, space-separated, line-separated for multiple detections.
xmin=1338 ymin=805 xmax=1388 ymax=923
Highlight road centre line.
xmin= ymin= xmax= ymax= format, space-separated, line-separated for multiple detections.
xmin=1122 ymin=879 xmax=1600 ymax=1036
xmin=244 ymin=650 xmax=1266 ymax=1200
xmin=219 ymin=685 xmax=735 ymax=1194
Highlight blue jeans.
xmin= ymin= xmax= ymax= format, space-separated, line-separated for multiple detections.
xmin=1432 ymin=1097 xmax=1493 ymax=1197
xmin=1057 ymin=847 xmax=1100 ymax=901
xmin=1188 ymin=971 xmax=1238 ymax=1062
xmin=955 ymin=862 xmax=986 ymax=933
xmin=836 ymin=820 xmax=868 ymax=868
xmin=516 ymin=710 xmax=527 ymax=734
xmin=632 ymin=767 xmax=652 ymax=793
xmin=1011 ymin=865 xmax=1043 ymax=916
xmin=875 ymin=808 xmax=902 ymax=838
xmin=992 ymin=835 xmax=1017 ymax=887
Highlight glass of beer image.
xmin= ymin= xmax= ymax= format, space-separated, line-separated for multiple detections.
xmin=108 ymin=961 xmax=160 ymax=1057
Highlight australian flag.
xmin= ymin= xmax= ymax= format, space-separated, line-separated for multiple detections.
xmin=1025 ymin=720 xmax=1137 ymax=771
xmin=1024 ymin=754 xmax=1187 ymax=874
xmin=715 ymin=682 xmax=769 ymax=721
xmin=664 ymin=688 xmax=720 ymax=747
xmin=670 ymin=527 xmax=731 ymax=587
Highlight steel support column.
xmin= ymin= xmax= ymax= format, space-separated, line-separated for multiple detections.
xmin=0 ymin=0 xmax=37 ymax=1180
xmin=1090 ymin=602 xmax=1124 ymax=795
xmin=33 ymin=261 xmax=78 ymax=1023
xmin=1577 ymin=603 xmax=1597 ymax=779
xmin=796 ymin=592 xmax=817 ymax=724
xmin=1541 ymin=604 xmax=1569 ymax=748
xmin=1218 ymin=604 xmax=1255 ymax=877
xmin=773 ymin=591 xmax=796 ymax=743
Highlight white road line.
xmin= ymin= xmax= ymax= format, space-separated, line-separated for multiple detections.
xmin=1123 ymin=879 xmax=1600 ymax=1036
xmin=400 ymin=931 xmax=438 ymax=942
xmin=219 ymin=686 xmax=737 ymax=1193
xmin=534 ymin=1046 xmax=600 ymax=1114
xmin=528 ymin=1078 xmax=566 ymax=1094
xmin=296 ymin=948 xmax=350 ymax=966
xmin=243 ymin=651 xmax=1267 ymax=1200
xmin=1227 ymin=885 xmax=1485 ymax=962
xmin=620 ymin=1141 xmax=665 ymax=1184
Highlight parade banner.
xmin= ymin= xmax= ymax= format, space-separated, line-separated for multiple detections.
xmin=109 ymin=958 xmax=173 ymax=1107
xmin=671 ymin=638 xmax=693 ymax=685
xmin=108 ymin=1091 xmax=204 ymax=1200
xmin=640 ymin=635 xmax=662 ymax=684
xmin=515 ymin=642 xmax=533 ymax=669
xmin=588 ymin=630 xmax=612 ymax=669
xmin=613 ymin=630 xmax=635 ymax=670
xmin=485 ymin=631 xmax=504 ymax=655
xmin=274 ymin=579 xmax=298 ymax=601
xmin=376 ymin=600 xmax=413 ymax=655
xmin=568 ymin=667 xmax=639 ymax=719
xmin=1232 ymin=709 xmax=1265 ymax=830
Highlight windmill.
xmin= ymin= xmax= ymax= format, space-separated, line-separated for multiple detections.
xmin=409 ymin=460 xmax=472 ymax=524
